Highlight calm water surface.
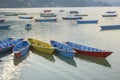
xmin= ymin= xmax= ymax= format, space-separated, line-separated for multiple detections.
xmin=0 ymin=7 xmax=120 ymax=80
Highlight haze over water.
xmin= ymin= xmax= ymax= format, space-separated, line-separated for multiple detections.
xmin=0 ymin=7 xmax=120 ymax=80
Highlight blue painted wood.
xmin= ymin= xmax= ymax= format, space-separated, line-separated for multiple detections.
xmin=0 ymin=38 xmax=13 ymax=44
xmin=50 ymin=40 xmax=75 ymax=58
xmin=76 ymin=20 xmax=98 ymax=24
xmin=35 ymin=18 xmax=57 ymax=22
xmin=0 ymin=25 xmax=10 ymax=29
xmin=100 ymin=25 xmax=120 ymax=30
xmin=13 ymin=41 xmax=30 ymax=57
xmin=0 ymin=38 xmax=23 ymax=53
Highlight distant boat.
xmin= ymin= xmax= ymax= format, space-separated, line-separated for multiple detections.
xmin=102 ymin=14 xmax=117 ymax=17
xmin=0 ymin=25 xmax=10 ymax=29
xmin=35 ymin=18 xmax=57 ymax=22
xmin=0 ymin=38 xmax=13 ymax=44
xmin=19 ymin=16 xmax=33 ymax=19
xmin=76 ymin=20 xmax=98 ymax=24
xmin=5 ymin=14 xmax=17 ymax=16
xmin=100 ymin=25 xmax=120 ymax=30
xmin=69 ymin=11 xmax=79 ymax=14
xmin=0 ymin=38 xmax=23 ymax=54
xmin=40 ymin=13 xmax=57 ymax=17
xmin=25 ymin=24 xmax=32 ymax=30
xmin=28 ymin=38 xmax=54 ymax=54
xmin=74 ymin=14 xmax=88 ymax=16
xmin=62 ymin=17 xmax=82 ymax=20
xmin=105 ymin=11 xmax=116 ymax=13
xmin=50 ymin=40 xmax=75 ymax=58
xmin=65 ymin=42 xmax=112 ymax=58
xmin=13 ymin=41 xmax=30 ymax=58
xmin=59 ymin=9 xmax=65 ymax=12
xmin=0 ymin=19 xmax=5 ymax=23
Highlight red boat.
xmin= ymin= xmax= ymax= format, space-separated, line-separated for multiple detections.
xmin=65 ymin=42 xmax=112 ymax=58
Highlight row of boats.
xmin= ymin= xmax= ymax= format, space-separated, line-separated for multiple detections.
xmin=0 ymin=38 xmax=112 ymax=59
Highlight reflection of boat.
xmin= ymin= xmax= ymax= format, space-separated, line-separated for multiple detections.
xmin=65 ymin=42 xmax=112 ymax=58
xmin=30 ymin=48 xmax=55 ymax=62
xmin=62 ymin=17 xmax=82 ymax=20
xmin=35 ymin=18 xmax=57 ymax=22
xmin=28 ymin=38 xmax=54 ymax=54
xmin=76 ymin=54 xmax=111 ymax=67
xmin=100 ymin=25 xmax=120 ymax=30
xmin=54 ymin=52 xmax=77 ymax=67
xmin=13 ymin=41 xmax=30 ymax=58
xmin=0 ymin=25 xmax=10 ymax=29
xmin=13 ymin=51 xmax=29 ymax=66
xmin=50 ymin=40 xmax=75 ymax=58
xmin=0 ymin=38 xmax=23 ymax=54
xmin=76 ymin=20 xmax=98 ymax=24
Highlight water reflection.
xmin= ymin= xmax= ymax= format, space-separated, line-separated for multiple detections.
xmin=75 ymin=54 xmax=111 ymax=67
xmin=13 ymin=51 xmax=30 ymax=66
xmin=54 ymin=52 xmax=77 ymax=67
xmin=30 ymin=48 xmax=55 ymax=62
xmin=0 ymin=51 xmax=12 ymax=58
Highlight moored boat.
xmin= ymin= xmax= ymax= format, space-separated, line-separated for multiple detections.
xmin=76 ymin=20 xmax=98 ymax=24
xmin=100 ymin=25 xmax=120 ymax=30
xmin=65 ymin=42 xmax=112 ymax=58
xmin=35 ymin=18 xmax=57 ymax=22
xmin=0 ymin=38 xmax=13 ymax=44
xmin=13 ymin=41 xmax=30 ymax=58
xmin=25 ymin=24 xmax=32 ymax=30
xmin=40 ymin=13 xmax=57 ymax=17
xmin=105 ymin=11 xmax=116 ymax=13
xmin=102 ymin=14 xmax=117 ymax=17
xmin=28 ymin=38 xmax=54 ymax=54
xmin=62 ymin=17 xmax=82 ymax=20
xmin=0 ymin=38 xmax=24 ymax=54
xmin=19 ymin=16 xmax=33 ymax=19
xmin=0 ymin=25 xmax=10 ymax=29
xmin=50 ymin=40 xmax=75 ymax=58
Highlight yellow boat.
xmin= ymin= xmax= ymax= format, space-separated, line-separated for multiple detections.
xmin=28 ymin=38 xmax=54 ymax=54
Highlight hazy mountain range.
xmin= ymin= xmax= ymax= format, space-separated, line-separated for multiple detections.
xmin=0 ymin=0 xmax=119 ymax=8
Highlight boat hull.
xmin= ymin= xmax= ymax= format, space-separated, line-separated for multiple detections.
xmin=100 ymin=25 xmax=120 ymax=30
xmin=65 ymin=42 xmax=112 ymax=58
xmin=19 ymin=16 xmax=33 ymax=19
xmin=0 ymin=25 xmax=10 ymax=29
xmin=77 ymin=20 xmax=98 ymax=24
xmin=102 ymin=15 xmax=117 ymax=17
xmin=35 ymin=18 xmax=57 ymax=22
xmin=62 ymin=17 xmax=82 ymax=20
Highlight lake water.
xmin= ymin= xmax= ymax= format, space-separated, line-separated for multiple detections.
xmin=0 ymin=7 xmax=120 ymax=80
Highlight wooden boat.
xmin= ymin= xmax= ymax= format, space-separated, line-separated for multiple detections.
xmin=19 ymin=16 xmax=33 ymax=19
xmin=35 ymin=18 xmax=57 ymax=22
xmin=74 ymin=14 xmax=88 ymax=16
xmin=25 ymin=24 xmax=32 ymax=30
xmin=0 ymin=25 xmax=10 ymax=29
xmin=0 ymin=38 xmax=23 ymax=53
xmin=40 ymin=13 xmax=57 ymax=17
xmin=105 ymin=11 xmax=116 ymax=13
xmin=76 ymin=20 xmax=98 ymax=24
xmin=5 ymin=14 xmax=17 ymax=16
xmin=0 ymin=19 xmax=5 ymax=23
xmin=59 ymin=9 xmax=65 ymax=12
xmin=62 ymin=17 xmax=82 ymax=20
xmin=69 ymin=11 xmax=79 ymax=14
xmin=0 ymin=38 xmax=13 ymax=44
xmin=100 ymin=25 xmax=120 ymax=30
xmin=65 ymin=42 xmax=112 ymax=58
xmin=28 ymin=38 xmax=54 ymax=54
xmin=13 ymin=41 xmax=30 ymax=58
xmin=50 ymin=40 xmax=75 ymax=58
xmin=102 ymin=14 xmax=117 ymax=17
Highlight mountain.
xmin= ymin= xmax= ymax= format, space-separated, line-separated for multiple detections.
xmin=0 ymin=0 xmax=110 ymax=8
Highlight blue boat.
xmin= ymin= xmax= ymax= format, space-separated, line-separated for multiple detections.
xmin=25 ymin=24 xmax=32 ymax=30
xmin=35 ymin=18 xmax=57 ymax=22
xmin=0 ymin=38 xmax=13 ymax=44
xmin=13 ymin=41 xmax=30 ymax=58
xmin=0 ymin=38 xmax=23 ymax=53
xmin=19 ymin=16 xmax=33 ymax=19
xmin=62 ymin=17 xmax=82 ymax=20
xmin=100 ymin=25 xmax=120 ymax=30
xmin=50 ymin=40 xmax=75 ymax=58
xmin=0 ymin=25 xmax=10 ymax=29
xmin=76 ymin=20 xmax=98 ymax=24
